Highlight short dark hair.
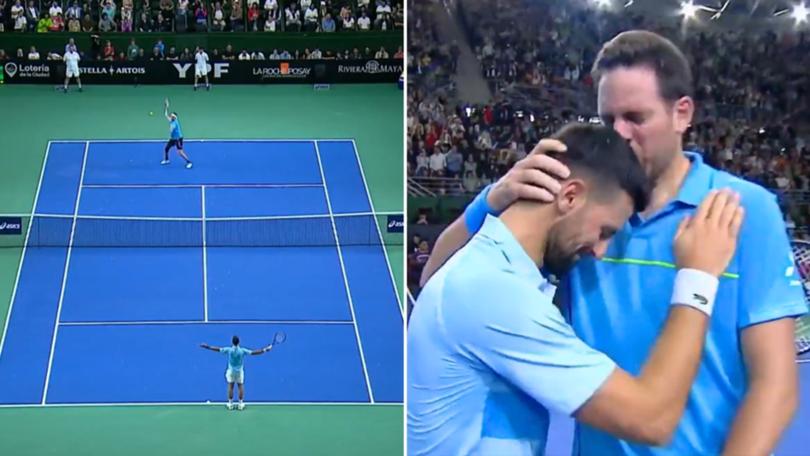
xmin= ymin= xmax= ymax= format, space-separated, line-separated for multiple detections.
xmin=549 ymin=123 xmax=650 ymax=213
xmin=591 ymin=30 xmax=693 ymax=102
xmin=232 ymin=335 xmax=239 ymax=346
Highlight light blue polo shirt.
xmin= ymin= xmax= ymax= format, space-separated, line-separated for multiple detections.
xmin=567 ymin=152 xmax=808 ymax=455
xmin=220 ymin=346 xmax=251 ymax=372
xmin=408 ymin=215 xmax=616 ymax=456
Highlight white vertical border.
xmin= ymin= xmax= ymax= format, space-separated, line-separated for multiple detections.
xmin=42 ymin=141 xmax=89 ymax=404
xmin=314 ymin=141 xmax=375 ymax=403
xmin=348 ymin=140 xmax=404 ymax=320
xmin=0 ymin=142 xmax=52 ymax=358
xmin=201 ymin=185 xmax=208 ymax=322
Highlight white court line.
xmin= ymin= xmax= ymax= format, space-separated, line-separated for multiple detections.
xmin=51 ymin=138 xmax=355 ymax=144
xmin=59 ymin=320 xmax=353 ymax=326
xmin=42 ymin=141 xmax=89 ymax=405
xmin=0 ymin=401 xmax=400 ymax=409
xmin=0 ymin=142 xmax=52 ymax=359
xmin=81 ymin=183 xmax=324 ymax=189
xmin=314 ymin=141 xmax=375 ymax=404
xmin=348 ymin=139 xmax=404 ymax=319
xmin=202 ymin=186 xmax=208 ymax=322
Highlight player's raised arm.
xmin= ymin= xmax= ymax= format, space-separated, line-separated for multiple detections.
xmin=200 ymin=343 xmax=221 ymax=352
xmin=164 ymin=98 xmax=171 ymax=121
xmin=249 ymin=345 xmax=272 ymax=355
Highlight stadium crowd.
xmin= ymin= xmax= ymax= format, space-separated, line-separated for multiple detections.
xmin=407 ymin=0 xmax=810 ymax=293
xmin=0 ymin=0 xmax=403 ymax=33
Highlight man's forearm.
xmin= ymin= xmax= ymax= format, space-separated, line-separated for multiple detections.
xmin=722 ymin=380 xmax=797 ymax=456
xmin=419 ymin=217 xmax=471 ymax=287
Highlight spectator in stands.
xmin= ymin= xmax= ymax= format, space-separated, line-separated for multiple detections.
xmin=394 ymin=46 xmax=403 ymax=59
xmin=65 ymin=1 xmax=81 ymax=20
xmin=137 ymin=11 xmax=153 ymax=31
xmin=284 ymin=1 xmax=300 ymax=31
xmin=229 ymin=0 xmax=244 ymax=31
xmin=357 ymin=10 xmax=369 ymax=30
xmin=264 ymin=0 xmax=277 ymax=16
xmin=11 ymin=0 xmax=25 ymax=32
xmin=269 ymin=48 xmax=280 ymax=59
xmin=321 ymin=12 xmax=335 ymax=32
xmin=157 ymin=11 xmax=171 ymax=31
xmin=393 ymin=2 xmax=402 ymax=28
xmin=49 ymin=11 xmax=63 ymax=30
xmin=47 ymin=50 xmax=62 ymax=60
xmin=375 ymin=46 xmax=389 ymax=59
xmin=121 ymin=4 xmax=133 ymax=31
xmin=149 ymin=46 xmax=162 ymax=60
xmin=0 ymin=1 xmax=6 ymax=32
xmin=36 ymin=12 xmax=51 ymax=32
xmin=81 ymin=12 xmax=93 ymax=31
xmin=247 ymin=2 xmax=260 ymax=31
xmin=15 ymin=48 xmax=23 ymax=58
xmin=264 ymin=9 xmax=278 ymax=31
xmin=177 ymin=0 xmax=188 ymax=15
xmin=223 ymin=44 xmax=236 ymax=60
xmin=238 ymin=49 xmax=251 ymax=60
xmin=253 ymin=49 xmax=266 ymax=59
xmin=135 ymin=47 xmax=146 ymax=61
xmin=211 ymin=2 xmax=225 ymax=31
xmin=429 ymin=147 xmax=446 ymax=177
xmin=101 ymin=0 xmax=116 ymax=22
xmin=193 ymin=0 xmax=207 ymax=30
xmin=116 ymin=51 xmax=126 ymax=61
xmin=102 ymin=40 xmax=115 ymax=61
xmin=0 ymin=50 xmax=6 ymax=61
xmin=48 ymin=0 xmax=61 ymax=17
xmin=350 ymin=47 xmax=361 ymax=59
xmin=159 ymin=0 xmax=173 ymax=19
xmin=374 ymin=0 xmax=390 ymax=29
xmin=310 ymin=48 xmax=322 ymax=59
xmin=98 ymin=12 xmax=115 ymax=32
xmin=27 ymin=45 xmax=40 ymax=60
xmin=279 ymin=48 xmax=291 ymax=59
xmin=179 ymin=48 xmax=192 ymax=60
xmin=340 ymin=7 xmax=355 ymax=30
xmin=303 ymin=2 xmax=318 ymax=31
xmin=126 ymin=39 xmax=139 ymax=60
xmin=445 ymin=145 xmax=463 ymax=178
xmin=140 ymin=0 xmax=150 ymax=17
xmin=166 ymin=47 xmax=178 ymax=61
xmin=153 ymin=39 xmax=165 ymax=57
xmin=24 ymin=0 xmax=37 ymax=31
xmin=67 ymin=14 xmax=80 ymax=31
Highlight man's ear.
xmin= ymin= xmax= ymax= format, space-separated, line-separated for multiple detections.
xmin=554 ymin=179 xmax=587 ymax=216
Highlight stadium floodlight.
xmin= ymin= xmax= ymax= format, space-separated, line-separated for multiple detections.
xmin=793 ymin=3 xmax=809 ymax=23
xmin=591 ymin=0 xmax=611 ymax=8
xmin=680 ymin=1 xmax=698 ymax=19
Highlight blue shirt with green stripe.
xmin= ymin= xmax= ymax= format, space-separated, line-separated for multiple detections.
xmin=564 ymin=152 xmax=808 ymax=455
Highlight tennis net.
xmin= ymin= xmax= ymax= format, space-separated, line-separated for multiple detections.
xmin=0 ymin=213 xmax=404 ymax=248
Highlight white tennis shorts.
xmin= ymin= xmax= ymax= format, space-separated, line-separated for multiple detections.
xmin=225 ymin=368 xmax=244 ymax=384
xmin=66 ymin=65 xmax=79 ymax=78
xmin=195 ymin=64 xmax=207 ymax=77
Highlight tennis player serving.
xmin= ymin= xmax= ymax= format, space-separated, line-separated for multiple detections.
xmin=162 ymin=98 xmax=193 ymax=169
xmin=200 ymin=333 xmax=283 ymax=410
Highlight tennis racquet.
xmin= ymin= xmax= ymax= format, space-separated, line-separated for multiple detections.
xmin=791 ymin=240 xmax=810 ymax=356
xmin=272 ymin=331 xmax=287 ymax=346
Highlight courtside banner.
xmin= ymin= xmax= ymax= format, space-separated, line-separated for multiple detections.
xmin=2 ymin=59 xmax=402 ymax=84
xmin=0 ymin=217 xmax=23 ymax=235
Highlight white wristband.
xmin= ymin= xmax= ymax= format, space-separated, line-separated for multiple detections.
xmin=670 ymin=268 xmax=719 ymax=316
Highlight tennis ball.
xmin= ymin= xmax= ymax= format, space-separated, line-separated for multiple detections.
xmin=149 ymin=111 xmax=154 ymax=116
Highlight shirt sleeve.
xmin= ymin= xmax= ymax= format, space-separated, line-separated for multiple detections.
xmin=737 ymin=189 xmax=809 ymax=328
xmin=219 ymin=347 xmax=229 ymax=354
xmin=447 ymin=274 xmax=616 ymax=416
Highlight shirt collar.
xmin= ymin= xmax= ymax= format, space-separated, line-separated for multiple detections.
xmin=673 ymin=151 xmax=714 ymax=207
xmin=478 ymin=215 xmax=548 ymax=289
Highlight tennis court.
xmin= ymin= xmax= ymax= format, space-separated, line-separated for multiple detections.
xmin=0 ymin=84 xmax=403 ymax=456
xmin=0 ymin=138 xmax=402 ymax=405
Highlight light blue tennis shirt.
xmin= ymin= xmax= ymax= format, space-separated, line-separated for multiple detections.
xmin=169 ymin=118 xmax=183 ymax=139
xmin=219 ymin=346 xmax=251 ymax=372
xmin=566 ymin=152 xmax=808 ymax=455
xmin=408 ymin=215 xmax=616 ymax=456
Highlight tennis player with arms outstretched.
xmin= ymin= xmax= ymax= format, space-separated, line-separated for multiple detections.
xmin=162 ymin=98 xmax=193 ymax=169
xmin=200 ymin=335 xmax=273 ymax=410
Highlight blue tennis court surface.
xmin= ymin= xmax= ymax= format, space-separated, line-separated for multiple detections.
xmin=0 ymin=139 xmax=403 ymax=405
